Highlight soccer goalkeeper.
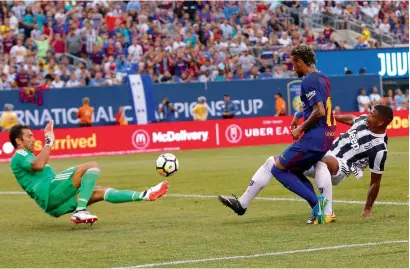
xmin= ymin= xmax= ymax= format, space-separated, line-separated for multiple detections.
xmin=9 ymin=121 xmax=168 ymax=224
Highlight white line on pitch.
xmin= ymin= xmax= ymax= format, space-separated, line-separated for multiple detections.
xmin=117 ymin=240 xmax=409 ymax=268
xmin=167 ymin=193 xmax=409 ymax=206
xmin=1 ymin=192 xmax=408 ymax=206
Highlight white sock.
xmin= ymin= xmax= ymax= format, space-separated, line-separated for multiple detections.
xmin=314 ymin=161 xmax=333 ymax=216
xmin=304 ymin=166 xmax=315 ymax=178
xmin=239 ymin=156 xmax=273 ymax=209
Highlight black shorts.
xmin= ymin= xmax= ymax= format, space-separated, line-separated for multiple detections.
xmin=79 ymin=123 xmax=92 ymax=127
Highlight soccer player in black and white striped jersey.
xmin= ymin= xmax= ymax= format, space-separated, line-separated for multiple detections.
xmin=304 ymin=105 xmax=394 ymax=224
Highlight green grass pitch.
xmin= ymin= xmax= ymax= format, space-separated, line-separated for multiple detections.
xmin=0 ymin=137 xmax=408 ymax=268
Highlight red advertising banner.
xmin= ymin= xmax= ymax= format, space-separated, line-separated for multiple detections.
xmin=0 ymin=111 xmax=408 ymax=162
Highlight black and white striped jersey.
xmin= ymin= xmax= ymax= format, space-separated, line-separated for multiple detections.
xmin=330 ymin=115 xmax=388 ymax=176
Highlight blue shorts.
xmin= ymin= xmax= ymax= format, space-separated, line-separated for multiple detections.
xmin=278 ymin=143 xmax=326 ymax=172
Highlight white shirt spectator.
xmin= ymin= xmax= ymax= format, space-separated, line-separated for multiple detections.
xmin=66 ymin=79 xmax=80 ymax=88
xmin=370 ymin=92 xmax=382 ymax=104
xmin=10 ymin=45 xmax=27 ymax=64
xmin=198 ymin=74 xmax=210 ymax=83
xmin=220 ymin=23 xmax=233 ymax=39
xmin=54 ymin=11 xmax=66 ymax=22
xmin=379 ymin=22 xmax=391 ymax=34
xmin=357 ymin=94 xmax=371 ymax=112
xmin=370 ymin=4 xmax=381 ymax=17
xmin=360 ymin=3 xmax=373 ymax=17
xmin=239 ymin=53 xmax=255 ymax=72
xmin=278 ymin=34 xmax=292 ymax=47
xmin=51 ymin=80 xmax=65 ymax=88
xmin=91 ymin=0 xmax=109 ymax=8
xmin=9 ymin=15 xmax=19 ymax=33
xmin=331 ymin=5 xmax=343 ymax=16
xmin=128 ymin=44 xmax=143 ymax=62
xmin=24 ymin=64 xmax=38 ymax=74
xmin=173 ymin=41 xmax=185 ymax=51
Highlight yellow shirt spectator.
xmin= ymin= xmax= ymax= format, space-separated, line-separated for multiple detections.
xmin=192 ymin=102 xmax=208 ymax=121
xmin=361 ymin=25 xmax=371 ymax=42
xmin=0 ymin=25 xmax=10 ymax=38
xmin=1 ymin=111 xmax=18 ymax=131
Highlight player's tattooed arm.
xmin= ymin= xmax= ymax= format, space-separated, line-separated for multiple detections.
xmin=292 ymin=103 xmax=325 ymax=139
xmin=362 ymin=172 xmax=382 ymax=217
xmin=300 ymin=102 xmax=325 ymax=131
xmin=334 ymin=115 xmax=357 ymax=126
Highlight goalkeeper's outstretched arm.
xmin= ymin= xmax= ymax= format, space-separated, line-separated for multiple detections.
xmin=31 ymin=120 xmax=55 ymax=171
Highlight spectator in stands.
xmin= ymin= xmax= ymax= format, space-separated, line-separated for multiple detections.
xmin=89 ymin=72 xmax=106 ymax=86
xmin=0 ymin=103 xmax=18 ymax=132
xmin=192 ymin=96 xmax=208 ymax=121
xmin=10 ymin=38 xmax=27 ymax=64
xmin=50 ymin=74 xmax=65 ymax=88
xmin=394 ymin=89 xmax=406 ymax=109
xmin=381 ymin=89 xmax=396 ymax=110
xmin=66 ymin=74 xmax=80 ymax=88
xmin=333 ymin=106 xmax=341 ymax=116
xmin=378 ymin=17 xmax=391 ymax=34
xmin=357 ymin=88 xmax=371 ymax=112
xmin=369 ymin=86 xmax=382 ymax=107
xmin=360 ymin=23 xmax=371 ymax=43
xmin=220 ymin=94 xmax=238 ymax=119
xmin=76 ymin=97 xmax=93 ymax=127
xmin=323 ymin=24 xmax=334 ymax=40
xmin=115 ymin=106 xmax=128 ymax=125
xmin=0 ymin=0 xmax=406 ymax=89
xmin=0 ymin=73 xmax=12 ymax=90
xmin=274 ymin=92 xmax=286 ymax=116
xmin=158 ymin=97 xmax=176 ymax=122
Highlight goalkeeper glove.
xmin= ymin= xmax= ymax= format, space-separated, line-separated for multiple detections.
xmin=44 ymin=120 xmax=55 ymax=148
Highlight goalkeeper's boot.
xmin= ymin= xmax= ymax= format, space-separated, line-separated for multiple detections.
xmin=218 ymin=195 xmax=246 ymax=216
xmin=143 ymin=181 xmax=169 ymax=201
xmin=71 ymin=209 xmax=98 ymax=224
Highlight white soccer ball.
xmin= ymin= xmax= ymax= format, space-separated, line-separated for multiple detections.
xmin=156 ymin=153 xmax=179 ymax=177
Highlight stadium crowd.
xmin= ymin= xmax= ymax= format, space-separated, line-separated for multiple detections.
xmin=0 ymin=0 xmax=407 ymax=89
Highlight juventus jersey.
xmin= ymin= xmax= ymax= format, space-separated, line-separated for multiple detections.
xmin=330 ymin=115 xmax=388 ymax=176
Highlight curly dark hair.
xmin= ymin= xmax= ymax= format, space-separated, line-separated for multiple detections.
xmin=374 ymin=104 xmax=393 ymax=126
xmin=9 ymin=125 xmax=30 ymax=148
xmin=291 ymin=44 xmax=316 ymax=65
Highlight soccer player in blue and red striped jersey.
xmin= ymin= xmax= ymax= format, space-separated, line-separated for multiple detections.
xmin=218 ymin=44 xmax=337 ymax=224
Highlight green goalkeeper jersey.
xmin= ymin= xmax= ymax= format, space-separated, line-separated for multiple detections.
xmin=10 ymin=149 xmax=56 ymax=210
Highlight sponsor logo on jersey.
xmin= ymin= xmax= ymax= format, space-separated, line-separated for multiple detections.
xmin=363 ymin=141 xmax=373 ymax=150
xmin=305 ymin=90 xmax=316 ymax=100
xmin=347 ymin=129 xmax=360 ymax=151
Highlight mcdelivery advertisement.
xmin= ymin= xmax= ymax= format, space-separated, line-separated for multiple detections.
xmin=0 ymin=111 xmax=408 ymax=162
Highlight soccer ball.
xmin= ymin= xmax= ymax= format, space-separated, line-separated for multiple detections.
xmin=156 ymin=153 xmax=179 ymax=177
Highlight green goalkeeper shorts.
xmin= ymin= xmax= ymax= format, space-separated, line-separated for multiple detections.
xmin=45 ymin=166 xmax=79 ymax=218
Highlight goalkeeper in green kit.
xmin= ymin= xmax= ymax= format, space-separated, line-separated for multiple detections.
xmin=9 ymin=121 xmax=168 ymax=224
